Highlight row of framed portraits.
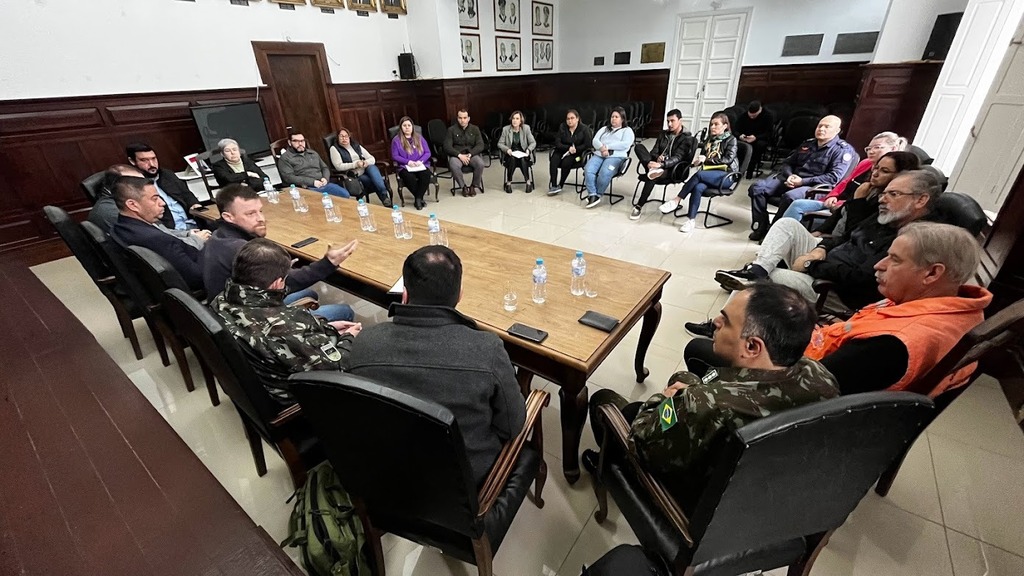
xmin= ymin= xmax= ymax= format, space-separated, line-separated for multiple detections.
xmin=269 ymin=0 xmax=407 ymax=15
xmin=461 ymin=35 xmax=552 ymax=72
xmin=459 ymin=0 xmax=553 ymax=36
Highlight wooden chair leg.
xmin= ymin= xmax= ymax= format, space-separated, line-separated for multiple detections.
xmin=145 ymin=316 xmax=170 ymax=366
xmin=196 ymin=351 xmax=219 ymax=406
xmin=788 ymin=530 xmax=833 ymax=576
xmin=240 ymin=414 xmax=268 ymax=477
xmin=277 ymin=438 xmax=309 ymax=489
xmin=531 ymin=416 xmax=547 ymax=509
xmin=471 ymin=536 xmax=493 ymax=576
xmin=162 ymin=328 xmax=194 ymax=392
xmin=107 ymin=296 xmax=143 ymax=360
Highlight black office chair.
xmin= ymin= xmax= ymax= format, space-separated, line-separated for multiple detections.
xmin=501 ymin=147 xmax=537 ymax=192
xmin=923 ymin=164 xmax=950 ymax=193
xmin=907 ymin=144 xmax=934 ymax=166
xmin=289 ymin=371 xmax=550 ymax=576
xmin=588 ymin=391 xmax=935 ymax=575
xmin=426 ymin=119 xmax=453 ymax=179
xmin=688 ymin=140 xmax=752 ymax=229
xmin=577 ymin=144 xmax=634 ymax=206
xmin=44 ymin=206 xmax=145 ymax=360
xmin=80 ymin=171 xmax=105 ymax=205
xmin=387 ymin=123 xmax=440 ymax=207
xmin=162 ymin=288 xmax=325 ymax=488
xmin=630 ymin=133 xmax=696 ymax=209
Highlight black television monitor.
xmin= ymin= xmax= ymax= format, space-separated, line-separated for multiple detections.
xmin=190 ymin=102 xmax=272 ymax=157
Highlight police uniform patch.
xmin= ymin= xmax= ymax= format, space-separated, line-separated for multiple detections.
xmin=320 ymin=342 xmax=343 ymax=362
xmin=843 ymin=153 xmax=852 ymax=162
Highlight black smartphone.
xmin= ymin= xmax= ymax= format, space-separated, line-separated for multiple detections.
xmin=508 ymin=323 xmax=548 ymax=344
xmin=291 ymin=237 xmax=319 ymax=248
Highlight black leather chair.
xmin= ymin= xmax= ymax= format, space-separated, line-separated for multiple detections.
xmin=387 ymin=124 xmax=440 ymax=207
xmin=124 ymin=245 xmax=210 ymax=400
xmin=80 ymin=171 xmax=105 ymax=205
xmin=691 ymin=140 xmax=752 ymax=229
xmin=81 ymin=220 xmax=170 ymax=366
xmin=162 ymin=288 xmax=325 ymax=488
xmin=289 ymin=371 xmax=550 ymax=576
xmin=588 ymin=391 xmax=935 ymax=576
xmin=923 ymin=164 xmax=950 ymax=194
xmin=907 ymin=144 xmax=934 ymax=166
xmin=933 ymin=190 xmax=985 ymax=235
xmin=44 ymin=206 xmax=145 ymax=360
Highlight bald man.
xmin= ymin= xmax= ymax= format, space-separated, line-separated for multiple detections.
xmin=748 ymin=115 xmax=856 ymax=242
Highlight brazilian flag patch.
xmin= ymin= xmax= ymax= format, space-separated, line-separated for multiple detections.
xmin=658 ymin=397 xmax=678 ymax=431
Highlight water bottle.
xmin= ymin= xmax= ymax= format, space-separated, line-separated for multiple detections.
xmin=289 ymin=185 xmax=307 ymax=213
xmin=570 ymin=250 xmax=587 ymax=296
xmin=427 ymin=213 xmax=442 ymax=246
xmin=532 ymin=258 xmax=547 ymax=304
xmin=321 ymin=192 xmax=341 ymax=223
xmin=357 ymin=199 xmax=376 ymax=232
xmin=391 ymin=205 xmax=412 ymax=239
xmin=264 ymin=178 xmax=279 ymax=203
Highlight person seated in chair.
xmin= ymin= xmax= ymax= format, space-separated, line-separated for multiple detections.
xmin=347 ymin=246 xmax=526 ymax=488
xmin=630 ymin=108 xmax=693 ymax=221
xmin=498 ymin=110 xmax=537 ymax=193
xmin=108 ymin=176 xmax=206 ymax=290
xmin=210 ymin=138 xmax=269 ymax=192
xmin=391 ymin=117 xmax=434 ymax=210
xmin=443 ymin=109 xmax=487 ymax=197
xmin=582 ymin=107 xmax=635 ymax=209
xmin=548 ymin=109 xmax=593 ymax=194
xmin=688 ymin=223 xmax=991 ymax=397
xmin=733 ymin=101 xmax=773 ymax=179
xmin=329 ymin=127 xmax=391 ymax=206
xmin=277 ymin=130 xmax=350 ymax=198
xmin=202 ymin=184 xmax=357 ymax=322
xmin=747 ymin=115 xmax=855 ymax=241
xmin=656 ymin=112 xmax=737 ymax=233
xmin=585 ymin=283 xmax=838 ymax=510
xmin=212 ymin=238 xmax=362 ymax=403
xmin=126 ymin=142 xmax=203 ymax=231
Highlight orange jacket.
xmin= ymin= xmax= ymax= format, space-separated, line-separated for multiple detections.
xmin=805 ymin=285 xmax=992 ymax=397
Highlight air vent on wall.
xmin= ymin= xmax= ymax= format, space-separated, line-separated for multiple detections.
xmin=782 ymin=34 xmax=824 ymax=57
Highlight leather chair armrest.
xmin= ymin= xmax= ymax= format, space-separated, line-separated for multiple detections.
xmin=811 ymin=279 xmax=834 ymax=314
xmin=270 ymin=403 xmax=303 ymax=427
xmin=477 ymin=389 xmax=550 ymax=516
xmin=595 ymin=404 xmax=695 ymax=546
xmin=286 ymin=297 xmax=320 ymax=310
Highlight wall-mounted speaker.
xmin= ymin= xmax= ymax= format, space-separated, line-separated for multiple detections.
xmin=923 ymin=12 xmax=963 ymax=61
xmin=398 ymin=53 xmax=416 ymax=80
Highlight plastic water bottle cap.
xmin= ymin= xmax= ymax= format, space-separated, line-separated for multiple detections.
xmin=429 ymin=213 xmax=436 ymax=218
xmin=536 ymin=258 xmax=543 ymax=265
xmin=576 ymin=250 xmax=583 ymax=257
xmin=290 ymin=184 xmax=296 ymax=189
xmin=358 ymin=198 xmax=365 ymax=204
xmin=393 ymin=205 xmax=400 ymax=210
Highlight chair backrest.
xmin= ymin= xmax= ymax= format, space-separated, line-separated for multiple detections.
xmin=162 ymin=288 xmax=297 ymax=438
xmin=686 ymin=391 xmax=934 ymax=565
xmin=427 ymin=118 xmax=449 ymax=148
xmin=270 ymin=137 xmax=289 ymax=158
xmin=933 ymin=191 xmax=986 ymax=236
xmin=388 ymin=123 xmax=424 ymax=140
xmin=907 ymin=144 xmax=934 ymax=166
xmin=923 ymin=164 xmax=950 ymax=193
xmin=43 ymin=205 xmax=110 ymax=283
xmin=322 ymin=132 xmax=338 ymax=153
xmin=81 ymin=220 xmax=153 ymax=310
xmin=289 ymin=371 xmax=481 ymax=538
xmin=782 ymin=115 xmax=819 ymax=148
xmin=80 ymin=171 xmax=105 ymax=204
xmin=733 ymin=141 xmax=752 ymax=182
xmin=125 ymin=245 xmax=192 ymax=302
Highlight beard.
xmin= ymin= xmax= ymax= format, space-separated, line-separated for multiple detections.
xmin=877 ymin=205 xmax=911 ymax=225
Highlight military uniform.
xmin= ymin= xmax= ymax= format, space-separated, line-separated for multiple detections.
xmin=212 ymin=279 xmax=353 ymax=402
xmin=589 ymin=357 xmax=838 ymax=509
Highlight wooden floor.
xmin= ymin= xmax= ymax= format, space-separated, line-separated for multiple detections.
xmin=0 ymin=260 xmax=302 ymax=575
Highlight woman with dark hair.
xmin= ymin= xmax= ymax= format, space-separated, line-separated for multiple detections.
xmin=659 ymin=112 xmax=738 ymax=233
xmin=390 ymin=116 xmax=433 ymax=210
xmin=582 ymin=107 xmax=635 ymax=208
xmin=329 ymin=127 xmax=390 ymax=205
xmin=548 ymin=109 xmax=593 ymax=193
xmin=498 ymin=110 xmax=537 ymax=193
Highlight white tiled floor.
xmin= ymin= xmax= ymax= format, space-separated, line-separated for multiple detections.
xmin=32 ymin=148 xmax=1024 ymax=575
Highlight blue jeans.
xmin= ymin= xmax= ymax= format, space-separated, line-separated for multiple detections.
xmin=677 ymin=169 xmax=729 ymax=219
xmin=358 ymin=165 xmax=389 ymax=203
xmin=283 ymin=288 xmax=355 ymax=322
xmin=782 ymin=199 xmax=826 ymax=221
xmin=584 ymin=155 xmax=625 ymax=198
xmin=313 ymin=182 xmax=350 ymax=199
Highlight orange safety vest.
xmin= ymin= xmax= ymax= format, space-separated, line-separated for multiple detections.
xmin=805 ymin=285 xmax=992 ymax=397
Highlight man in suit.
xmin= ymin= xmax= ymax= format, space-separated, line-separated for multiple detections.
xmin=126 ymin=142 xmax=203 ymax=232
xmin=109 ymin=175 xmax=205 ymax=291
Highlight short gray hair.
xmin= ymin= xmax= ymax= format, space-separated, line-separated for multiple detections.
xmin=871 ymin=131 xmax=908 ymax=151
xmin=898 ymin=169 xmax=943 ymax=204
xmin=217 ymin=138 xmax=239 ymax=153
xmin=898 ymin=222 xmax=980 ymax=285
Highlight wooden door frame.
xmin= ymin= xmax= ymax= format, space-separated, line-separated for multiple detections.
xmin=251 ymin=41 xmax=341 ymax=140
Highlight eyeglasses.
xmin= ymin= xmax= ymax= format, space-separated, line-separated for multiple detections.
xmin=864 ymin=145 xmax=888 ymax=153
xmin=879 ymin=190 xmax=920 ymax=199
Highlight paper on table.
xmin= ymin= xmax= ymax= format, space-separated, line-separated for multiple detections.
xmin=510 ymin=150 xmax=529 ymax=159
xmin=405 ymin=163 xmax=426 ymax=172
xmin=389 ymin=276 xmax=404 ymax=294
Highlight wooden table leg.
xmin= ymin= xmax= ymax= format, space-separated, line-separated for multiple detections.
xmin=516 ymin=367 xmax=535 ymax=400
xmin=634 ymin=301 xmax=663 ymax=383
xmin=559 ymin=384 xmax=589 ymax=484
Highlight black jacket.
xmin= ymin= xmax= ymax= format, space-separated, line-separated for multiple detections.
xmin=553 ymin=123 xmax=594 ymax=157
xmin=110 ymin=214 xmax=204 ymax=291
xmin=201 ymin=220 xmax=338 ymax=300
xmin=733 ymin=111 xmax=773 ymax=142
xmin=697 ymin=134 xmax=739 ymax=173
xmin=650 ymin=129 xmax=695 ymax=171
xmin=443 ymin=124 xmax=486 ymax=157
xmin=348 ymin=304 xmax=526 ymax=487
xmin=152 ymin=168 xmax=201 ymax=230
xmin=211 ymin=156 xmax=268 ymax=191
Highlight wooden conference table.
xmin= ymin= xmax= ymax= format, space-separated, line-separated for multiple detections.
xmin=199 ymin=189 xmax=670 ymax=482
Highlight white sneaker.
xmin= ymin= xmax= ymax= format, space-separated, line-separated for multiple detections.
xmin=648 ymin=168 xmax=665 ymax=179
xmin=629 ymin=206 xmax=642 ymax=220
xmin=659 ymin=200 xmax=679 ymax=214
xmin=679 ymin=218 xmax=695 ymax=233
xmin=586 ymin=196 xmax=602 ymax=209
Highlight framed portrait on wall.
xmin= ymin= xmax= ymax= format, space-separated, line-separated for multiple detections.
xmin=495 ymin=36 xmax=521 ymax=72
xmin=380 ymin=0 xmax=406 ymax=15
xmin=346 ymin=0 xmax=377 ymax=11
xmin=459 ymin=0 xmax=479 ymax=29
xmin=532 ymin=39 xmax=553 ymax=71
xmin=311 ymin=0 xmax=344 ymax=7
xmin=494 ymin=0 xmax=520 ymax=34
xmin=269 ymin=0 xmax=307 ymax=5
xmin=461 ymin=33 xmax=482 ymax=72
xmin=532 ymin=1 xmax=553 ymax=36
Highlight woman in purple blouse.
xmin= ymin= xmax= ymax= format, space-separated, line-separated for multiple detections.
xmin=390 ymin=116 xmax=434 ymax=210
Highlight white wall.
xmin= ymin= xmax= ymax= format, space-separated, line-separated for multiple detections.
xmin=0 ymin=0 xmax=411 ymax=99
xmin=458 ymin=0 xmax=560 ymax=77
xmin=558 ymin=0 xmax=891 ymax=72
xmin=873 ymin=0 xmax=970 ymax=63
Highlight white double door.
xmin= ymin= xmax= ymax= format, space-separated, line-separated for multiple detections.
xmin=667 ymin=9 xmax=750 ymax=133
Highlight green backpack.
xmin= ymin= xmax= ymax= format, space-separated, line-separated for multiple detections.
xmin=282 ymin=462 xmax=374 ymax=576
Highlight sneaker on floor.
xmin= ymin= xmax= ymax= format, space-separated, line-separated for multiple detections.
xmin=647 ymin=168 xmax=665 ymax=179
xmin=586 ymin=196 xmax=602 ymax=208
xmin=547 ymin=185 xmax=563 ymax=195
xmin=659 ymin=200 xmax=679 ymax=214
xmin=715 ymin=264 xmax=768 ymax=291
xmin=684 ymin=319 xmax=715 ymax=339
xmin=679 ymin=218 xmax=695 ymax=233
xmin=629 ymin=206 xmax=642 ymax=220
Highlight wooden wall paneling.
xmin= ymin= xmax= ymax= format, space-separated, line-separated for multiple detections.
xmin=413 ymin=80 xmax=446 ymax=125
xmin=845 ymin=62 xmax=942 ymax=150
xmin=736 ymin=62 xmax=867 ymax=108
xmin=0 ymin=108 xmax=103 ymax=135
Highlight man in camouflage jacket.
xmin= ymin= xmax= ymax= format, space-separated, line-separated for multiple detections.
xmin=212 ymin=239 xmax=360 ymax=403
xmin=586 ymin=283 xmax=838 ymax=509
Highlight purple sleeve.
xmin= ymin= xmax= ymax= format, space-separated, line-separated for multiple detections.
xmin=391 ymin=137 xmax=411 ymax=168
